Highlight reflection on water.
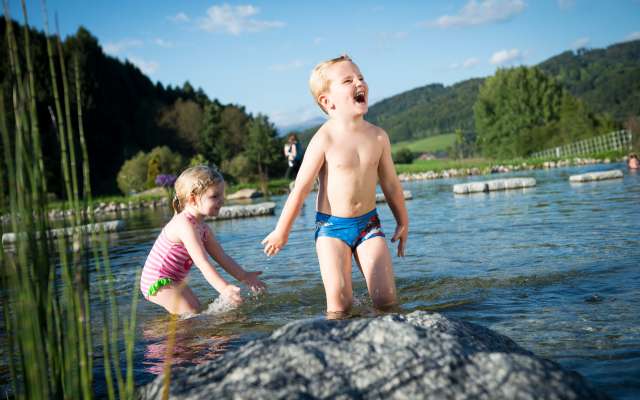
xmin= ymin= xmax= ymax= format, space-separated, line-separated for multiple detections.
xmin=5 ymin=163 xmax=639 ymax=399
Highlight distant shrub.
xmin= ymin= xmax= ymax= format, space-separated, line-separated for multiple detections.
xmin=222 ymin=154 xmax=252 ymax=183
xmin=117 ymin=146 xmax=184 ymax=194
xmin=393 ymin=148 xmax=414 ymax=164
xmin=145 ymin=146 xmax=184 ymax=189
xmin=117 ymin=151 xmax=149 ymax=194
xmin=189 ymin=153 xmax=212 ymax=167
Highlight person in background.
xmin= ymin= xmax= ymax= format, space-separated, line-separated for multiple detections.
xmin=284 ymin=133 xmax=302 ymax=180
xmin=627 ymin=153 xmax=639 ymax=169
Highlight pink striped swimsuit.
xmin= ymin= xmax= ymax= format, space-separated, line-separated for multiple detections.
xmin=140 ymin=213 xmax=208 ymax=299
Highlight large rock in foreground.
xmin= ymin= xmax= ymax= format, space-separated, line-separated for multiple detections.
xmin=139 ymin=312 xmax=608 ymax=399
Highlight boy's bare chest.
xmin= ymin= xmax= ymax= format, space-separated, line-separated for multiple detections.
xmin=325 ymin=139 xmax=381 ymax=170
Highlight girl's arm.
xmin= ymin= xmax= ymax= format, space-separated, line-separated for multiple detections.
xmin=204 ymin=227 xmax=265 ymax=292
xmin=377 ymin=129 xmax=409 ymax=257
xmin=262 ymin=130 xmax=327 ymax=256
xmin=175 ymin=217 xmax=240 ymax=298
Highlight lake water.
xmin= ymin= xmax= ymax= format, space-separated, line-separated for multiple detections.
xmin=6 ymin=163 xmax=640 ymax=399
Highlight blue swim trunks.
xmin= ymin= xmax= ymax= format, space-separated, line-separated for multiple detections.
xmin=314 ymin=209 xmax=385 ymax=250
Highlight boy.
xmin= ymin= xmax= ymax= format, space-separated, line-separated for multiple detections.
xmin=262 ymin=55 xmax=408 ymax=315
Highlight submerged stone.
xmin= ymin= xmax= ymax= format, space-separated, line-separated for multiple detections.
xmin=139 ymin=311 xmax=609 ymax=399
xmin=569 ymin=170 xmax=623 ymax=183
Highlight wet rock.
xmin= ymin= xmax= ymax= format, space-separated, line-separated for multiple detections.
xmin=226 ymin=188 xmax=263 ymax=200
xmin=569 ymin=170 xmax=623 ymax=183
xmin=375 ymin=190 xmax=413 ymax=203
xmin=2 ymin=220 xmax=126 ymax=245
xmin=585 ymin=294 xmax=604 ymax=304
xmin=453 ymin=178 xmax=536 ymax=194
xmin=207 ymin=202 xmax=276 ymax=220
xmin=139 ymin=312 xmax=608 ymax=400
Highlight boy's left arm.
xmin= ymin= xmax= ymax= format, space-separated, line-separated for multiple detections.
xmin=377 ymin=131 xmax=409 ymax=257
xmin=204 ymin=227 xmax=266 ymax=292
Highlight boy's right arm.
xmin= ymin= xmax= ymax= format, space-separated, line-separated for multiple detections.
xmin=262 ymin=131 xmax=327 ymax=256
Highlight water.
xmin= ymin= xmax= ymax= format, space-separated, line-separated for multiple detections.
xmin=6 ymin=163 xmax=640 ymax=398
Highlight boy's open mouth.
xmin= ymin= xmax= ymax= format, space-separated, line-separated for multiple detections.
xmin=354 ymin=90 xmax=366 ymax=104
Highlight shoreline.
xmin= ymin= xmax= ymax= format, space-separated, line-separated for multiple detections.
xmin=0 ymin=156 xmax=624 ymax=225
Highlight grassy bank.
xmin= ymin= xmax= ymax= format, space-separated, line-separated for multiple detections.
xmin=391 ymin=133 xmax=456 ymax=154
xmin=395 ymin=149 xmax=629 ymax=175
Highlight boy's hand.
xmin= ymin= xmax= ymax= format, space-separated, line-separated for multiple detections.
xmin=391 ymin=225 xmax=408 ymax=257
xmin=261 ymin=230 xmax=288 ymax=257
xmin=221 ymin=284 xmax=243 ymax=305
xmin=242 ymin=271 xmax=266 ymax=293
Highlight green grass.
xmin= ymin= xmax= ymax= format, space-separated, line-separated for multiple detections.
xmin=391 ymin=133 xmax=456 ymax=154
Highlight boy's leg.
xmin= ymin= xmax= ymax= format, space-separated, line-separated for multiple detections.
xmin=316 ymin=237 xmax=354 ymax=314
xmin=354 ymin=237 xmax=397 ymax=309
xmin=149 ymin=283 xmax=201 ymax=315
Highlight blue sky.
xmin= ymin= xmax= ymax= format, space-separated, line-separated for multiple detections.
xmin=5 ymin=0 xmax=640 ymax=129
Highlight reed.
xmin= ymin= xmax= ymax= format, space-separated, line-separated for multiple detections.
xmin=1 ymin=2 xmax=139 ymax=398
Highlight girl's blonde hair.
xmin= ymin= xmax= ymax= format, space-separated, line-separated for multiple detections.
xmin=309 ymin=54 xmax=352 ymax=114
xmin=172 ymin=165 xmax=224 ymax=214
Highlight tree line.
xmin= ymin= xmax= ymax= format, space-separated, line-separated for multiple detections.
xmin=1 ymin=20 xmax=284 ymax=196
xmin=301 ymin=40 xmax=639 ymax=159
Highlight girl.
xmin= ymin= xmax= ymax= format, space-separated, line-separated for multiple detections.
xmin=140 ymin=165 xmax=265 ymax=314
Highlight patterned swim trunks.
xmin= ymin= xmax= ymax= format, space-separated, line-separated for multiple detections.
xmin=314 ymin=209 xmax=385 ymax=250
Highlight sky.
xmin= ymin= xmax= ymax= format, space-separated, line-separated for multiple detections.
xmin=5 ymin=0 xmax=640 ymax=130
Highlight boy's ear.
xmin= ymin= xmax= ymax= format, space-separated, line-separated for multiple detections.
xmin=318 ymin=94 xmax=331 ymax=112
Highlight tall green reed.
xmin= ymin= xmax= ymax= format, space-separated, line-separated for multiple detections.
xmin=1 ymin=1 xmax=139 ymax=398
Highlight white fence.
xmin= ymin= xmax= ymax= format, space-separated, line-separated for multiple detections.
xmin=531 ymin=130 xmax=633 ymax=159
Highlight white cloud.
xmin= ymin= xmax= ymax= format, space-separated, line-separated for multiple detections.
xmin=270 ymin=105 xmax=325 ymax=129
xmin=103 ymin=39 xmax=143 ymax=55
xmin=490 ymin=48 xmax=524 ymax=65
xmin=269 ymin=59 xmax=305 ymax=72
xmin=313 ymin=37 xmax=324 ymax=45
xmin=168 ymin=12 xmax=190 ymax=23
xmin=450 ymin=57 xmax=480 ymax=69
xmin=154 ymin=38 xmax=174 ymax=48
xmin=625 ymin=31 xmax=640 ymax=42
xmin=557 ymin=0 xmax=575 ymax=10
xmin=572 ymin=37 xmax=590 ymax=49
xmin=198 ymin=4 xmax=284 ymax=35
xmin=431 ymin=0 xmax=526 ymax=28
xmin=127 ymin=56 xmax=159 ymax=75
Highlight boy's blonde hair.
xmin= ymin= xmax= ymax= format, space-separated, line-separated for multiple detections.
xmin=172 ymin=165 xmax=224 ymax=214
xmin=309 ymin=54 xmax=353 ymax=114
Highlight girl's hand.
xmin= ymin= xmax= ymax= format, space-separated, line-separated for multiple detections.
xmin=221 ymin=284 xmax=243 ymax=305
xmin=261 ymin=229 xmax=288 ymax=257
xmin=242 ymin=271 xmax=266 ymax=293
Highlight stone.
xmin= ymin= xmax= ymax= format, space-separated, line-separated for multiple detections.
xmin=2 ymin=220 xmax=126 ymax=245
xmin=139 ymin=312 xmax=608 ymax=400
xmin=375 ymin=191 xmax=413 ymax=203
xmin=454 ymin=178 xmax=536 ymax=195
xmin=226 ymin=188 xmax=263 ymax=200
xmin=569 ymin=170 xmax=623 ymax=183
xmin=207 ymin=202 xmax=276 ymax=220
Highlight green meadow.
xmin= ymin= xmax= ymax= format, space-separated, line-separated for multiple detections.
xmin=390 ymin=133 xmax=457 ymax=154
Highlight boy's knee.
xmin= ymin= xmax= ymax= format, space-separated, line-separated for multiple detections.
xmin=371 ymin=288 xmax=397 ymax=309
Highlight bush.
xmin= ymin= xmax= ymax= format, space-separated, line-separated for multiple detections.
xmin=116 ymin=146 xmax=184 ymax=194
xmin=221 ymin=154 xmax=253 ymax=183
xmin=116 ymin=151 xmax=149 ymax=194
xmin=393 ymin=148 xmax=414 ymax=164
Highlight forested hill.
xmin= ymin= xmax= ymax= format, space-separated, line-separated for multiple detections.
xmin=301 ymin=39 xmax=640 ymax=144
xmin=1 ymin=20 xmax=255 ymax=195
xmin=537 ymin=39 xmax=640 ymax=122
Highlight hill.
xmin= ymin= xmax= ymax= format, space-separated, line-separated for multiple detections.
xmin=301 ymin=40 xmax=640 ymax=146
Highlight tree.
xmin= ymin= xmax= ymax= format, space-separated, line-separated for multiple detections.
xmin=245 ymin=114 xmax=280 ymax=184
xmin=474 ymin=67 xmax=565 ymax=158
